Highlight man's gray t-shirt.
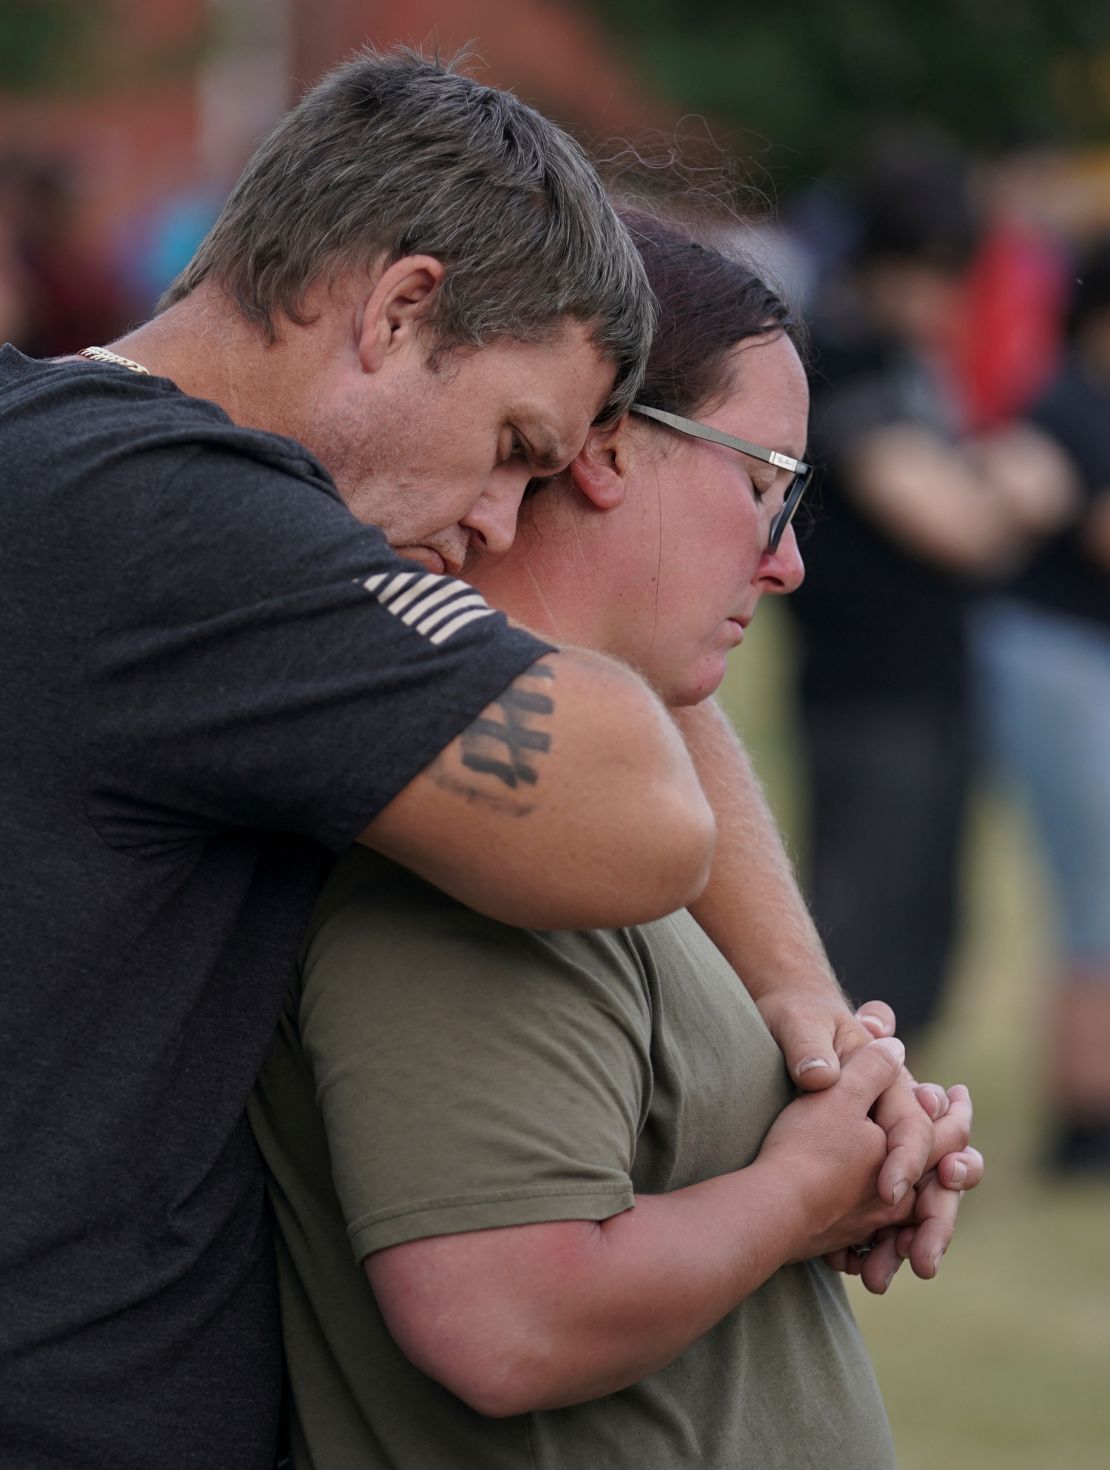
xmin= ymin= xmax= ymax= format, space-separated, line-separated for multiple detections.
xmin=0 ymin=347 xmax=550 ymax=1469
xmin=251 ymin=847 xmax=896 ymax=1469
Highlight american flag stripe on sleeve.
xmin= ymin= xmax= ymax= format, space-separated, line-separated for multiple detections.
xmin=361 ymin=570 xmax=496 ymax=646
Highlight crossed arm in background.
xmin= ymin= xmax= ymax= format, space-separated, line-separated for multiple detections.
xmin=676 ymin=697 xmax=984 ymax=1294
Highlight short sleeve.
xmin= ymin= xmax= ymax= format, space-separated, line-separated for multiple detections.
xmin=82 ymin=441 xmax=551 ymax=852
xmin=296 ymin=848 xmax=652 ymax=1260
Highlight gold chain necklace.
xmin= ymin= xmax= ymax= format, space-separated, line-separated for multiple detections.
xmin=78 ymin=346 xmax=150 ymax=375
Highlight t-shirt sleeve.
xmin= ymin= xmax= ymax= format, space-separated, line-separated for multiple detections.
xmin=296 ymin=849 xmax=652 ymax=1261
xmin=82 ymin=441 xmax=551 ymax=852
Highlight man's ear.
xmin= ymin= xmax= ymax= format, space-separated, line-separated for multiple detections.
xmin=569 ymin=420 xmax=630 ymax=509
xmin=357 ymin=255 xmax=446 ymax=372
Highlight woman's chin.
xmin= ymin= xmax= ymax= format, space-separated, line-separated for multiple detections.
xmin=667 ymin=658 xmax=729 ymax=709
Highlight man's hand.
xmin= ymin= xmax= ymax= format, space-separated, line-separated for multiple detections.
xmin=755 ymin=1037 xmax=919 ymax=1258
xmin=754 ymin=987 xmax=886 ymax=1091
xmin=757 ymin=990 xmax=938 ymax=1205
xmin=756 ymin=985 xmax=985 ymax=1291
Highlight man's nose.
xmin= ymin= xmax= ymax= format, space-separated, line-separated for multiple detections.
xmin=462 ymin=478 xmax=527 ymax=556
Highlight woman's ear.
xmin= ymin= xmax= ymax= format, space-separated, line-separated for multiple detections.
xmin=569 ymin=419 xmax=629 ymax=509
xmin=357 ymin=255 xmax=446 ymax=372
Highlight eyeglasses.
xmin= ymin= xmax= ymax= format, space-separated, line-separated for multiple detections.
xmin=630 ymin=403 xmax=813 ymax=553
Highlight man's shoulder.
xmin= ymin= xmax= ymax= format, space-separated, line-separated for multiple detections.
xmin=0 ymin=344 xmax=336 ymax=500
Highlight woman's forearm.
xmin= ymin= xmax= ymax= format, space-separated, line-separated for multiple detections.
xmin=370 ymin=1163 xmax=810 ymax=1417
xmin=367 ymin=1039 xmax=908 ymax=1418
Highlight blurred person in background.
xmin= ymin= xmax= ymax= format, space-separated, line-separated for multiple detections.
xmin=958 ymin=138 xmax=1072 ymax=435
xmin=0 ymin=192 xmax=30 ymax=343
xmin=787 ymin=142 xmax=1073 ymax=1045
xmin=0 ymin=150 xmax=135 ymax=356
xmin=975 ymin=236 xmax=1110 ymax=1174
xmin=124 ymin=179 xmax=224 ymax=316
xmin=0 ymin=154 xmax=39 ymax=345
xmin=250 ymin=213 xmax=982 ymax=1470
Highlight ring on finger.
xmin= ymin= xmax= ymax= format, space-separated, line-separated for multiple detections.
xmin=850 ymin=1241 xmax=876 ymax=1259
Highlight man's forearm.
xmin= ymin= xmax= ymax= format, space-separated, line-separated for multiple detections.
xmin=671 ymin=701 xmax=980 ymax=1268
xmin=671 ymin=698 xmax=843 ymax=1002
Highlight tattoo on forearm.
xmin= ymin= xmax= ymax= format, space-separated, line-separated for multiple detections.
xmin=459 ymin=661 xmax=554 ymax=789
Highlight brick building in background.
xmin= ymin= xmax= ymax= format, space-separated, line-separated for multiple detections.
xmin=3 ymin=0 xmax=1109 ymax=347
xmin=0 ymin=0 xmax=677 ymax=329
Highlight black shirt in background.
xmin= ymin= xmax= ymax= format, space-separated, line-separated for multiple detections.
xmin=1015 ymin=355 xmax=1110 ymax=629
xmin=789 ymin=328 xmax=973 ymax=707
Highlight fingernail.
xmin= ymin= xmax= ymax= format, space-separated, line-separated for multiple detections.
xmin=930 ymin=1253 xmax=943 ymax=1277
xmin=884 ymin=1270 xmax=896 ymax=1291
xmin=797 ymin=1057 xmax=831 ymax=1076
xmin=891 ymin=1179 xmax=909 ymax=1206
xmin=950 ymin=1160 xmax=967 ymax=1184
xmin=874 ymin=1036 xmax=905 ymax=1065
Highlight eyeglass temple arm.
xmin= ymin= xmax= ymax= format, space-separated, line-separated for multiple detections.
xmin=630 ymin=403 xmax=809 ymax=475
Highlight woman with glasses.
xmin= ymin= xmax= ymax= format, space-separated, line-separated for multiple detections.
xmin=250 ymin=211 xmax=979 ymax=1470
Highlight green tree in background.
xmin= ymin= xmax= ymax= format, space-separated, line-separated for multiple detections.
xmin=592 ymin=0 xmax=1110 ymax=182
xmin=0 ymin=0 xmax=104 ymax=91
xmin=0 ymin=0 xmax=213 ymax=95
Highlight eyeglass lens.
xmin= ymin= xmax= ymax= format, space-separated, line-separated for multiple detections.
xmin=767 ymin=470 xmax=810 ymax=553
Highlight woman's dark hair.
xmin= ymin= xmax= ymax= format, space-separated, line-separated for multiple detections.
xmin=618 ymin=208 xmax=804 ymax=418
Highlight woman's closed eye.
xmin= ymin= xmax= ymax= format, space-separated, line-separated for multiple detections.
xmin=746 ymin=467 xmax=775 ymax=502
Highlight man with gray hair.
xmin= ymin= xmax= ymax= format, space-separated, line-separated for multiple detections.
xmin=0 ymin=48 xmax=714 ymax=1470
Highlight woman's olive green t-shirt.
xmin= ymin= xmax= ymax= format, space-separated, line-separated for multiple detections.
xmin=249 ymin=847 xmax=896 ymax=1470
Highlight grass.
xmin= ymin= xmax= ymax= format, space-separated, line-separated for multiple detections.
xmin=717 ymin=602 xmax=1110 ymax=1470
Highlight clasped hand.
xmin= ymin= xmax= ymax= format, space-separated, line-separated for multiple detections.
xmin=757 ymin=990 xmax=984 ymax=1295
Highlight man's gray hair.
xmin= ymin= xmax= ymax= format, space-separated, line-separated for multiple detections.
xmin=162 ymin=47 xmax=653 ymax=418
